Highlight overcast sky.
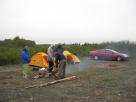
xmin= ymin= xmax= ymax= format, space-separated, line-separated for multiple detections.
xmin=0 ymin=0 xmax=136 ymax=44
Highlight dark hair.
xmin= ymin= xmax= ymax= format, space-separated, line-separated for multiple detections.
xmin=57 ymin=44 xmax=62 ymax=48
xmin=23 ymin=46 xmax=29 ymax=51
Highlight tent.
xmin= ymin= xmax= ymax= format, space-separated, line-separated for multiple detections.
xmin=29 ymin=50 xmax=80 ymax=68
xmin=63 ymin=50 xmax=80 ymax=64
xmin=29 ymin=52 xmax=49 ymax=68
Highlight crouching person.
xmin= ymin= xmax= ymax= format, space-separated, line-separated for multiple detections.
xmin=54 ymin=44 xmax=67 ymax=79
xmin=21 ymin=46 xmax=31 ymax=79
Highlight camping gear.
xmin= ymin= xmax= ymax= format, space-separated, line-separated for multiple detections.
xmin=29 ymin=52 xmax=49 ymax=68
xmin=63 ymin=50 xmax=80 ymax=64
xmin=29 ymin=50 xmax=80 ymax=69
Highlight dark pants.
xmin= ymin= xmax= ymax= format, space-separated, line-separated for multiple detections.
xmin=48 ymin=61 xmax=54 ymax=73
xmin=55 ymin=54 xmax=60 ymax=68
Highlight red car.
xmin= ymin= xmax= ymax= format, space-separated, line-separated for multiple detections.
xmin=89 ymin=49 xmax=129 ymax=61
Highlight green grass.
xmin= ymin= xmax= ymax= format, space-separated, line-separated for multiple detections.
xmin=0 ymin=44 xmax=99 ymax=65
xmin=0 ymin=39 xmax=136 ymax=65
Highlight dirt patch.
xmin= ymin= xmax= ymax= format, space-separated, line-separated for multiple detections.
xmin=0 ymin=70 xmax=21 ymax=79
xmin=0 ymin=57 xmax=135 ymax=102
xmin=108 ymin=64 xmax=120 ymax=67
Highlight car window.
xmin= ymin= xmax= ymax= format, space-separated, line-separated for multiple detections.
xmin=97 ymin=49 xmax=105 ymax=53
xmin=105 ymin=50 xmax=113 ymax=54
xmin=112 ymin=50 xmax=118 ymax=53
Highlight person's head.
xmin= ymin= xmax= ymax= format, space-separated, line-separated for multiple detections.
xmin=23 ymin=46 xmax=29 ymax=52
xmin=50 ymin=44 xmax=55 ymax=49
xmin=57 ymin=44 xmax=62 ymax=48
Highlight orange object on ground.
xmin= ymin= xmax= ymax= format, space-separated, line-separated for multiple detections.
xmin=29 ymin=52 xmax=49 ymax=68
xmin=63 ymin=50 xmax=80 ymax=64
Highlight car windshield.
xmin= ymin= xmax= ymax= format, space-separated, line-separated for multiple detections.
xmin=111 ymin=50 xmax=118 ymax=54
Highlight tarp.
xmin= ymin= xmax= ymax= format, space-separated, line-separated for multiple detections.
xmin=29 ymin=52 xmax=48 ymax=68
xmin=63 ymin=50 xmax=80 ymax=64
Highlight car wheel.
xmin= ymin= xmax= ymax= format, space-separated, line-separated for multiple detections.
xmin=94 ymin=56 xmax=98 ymax=60
xmin=117 ymin=57 xmax=121 ymax=61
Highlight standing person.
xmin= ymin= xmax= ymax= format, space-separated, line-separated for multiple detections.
xmin=54 ymin=44 xmax=67 ymax=79
xmin=46 ymin=44 xmax=55 ymax=77
xmin=21 ymin=46 xmax=31 ymax=79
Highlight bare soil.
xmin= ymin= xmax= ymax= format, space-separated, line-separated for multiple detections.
xmin=0 ymin=57 xmax=136 ymax=102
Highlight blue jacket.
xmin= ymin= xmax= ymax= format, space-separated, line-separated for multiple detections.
xmin=55 ymin=48 xmax=66 ymax=60
xmin=21 ymin=50 xmax=31 ymax=64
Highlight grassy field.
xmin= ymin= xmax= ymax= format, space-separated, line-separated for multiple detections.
xmin=0 ymin=43 xmax=100 ymax=65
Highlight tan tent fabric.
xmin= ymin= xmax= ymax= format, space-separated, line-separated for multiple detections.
xmin=29 ymin=52 xmax=49 ymax=68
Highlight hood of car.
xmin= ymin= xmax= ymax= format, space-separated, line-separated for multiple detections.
xmin=119 ymin=53 xmax=129 ymax=58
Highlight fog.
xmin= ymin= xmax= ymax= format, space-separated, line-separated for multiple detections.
xmin=0 ymin=0 xmax=136 ymax=44
xmin=66 ymin=57 xmax=94 ymax=74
